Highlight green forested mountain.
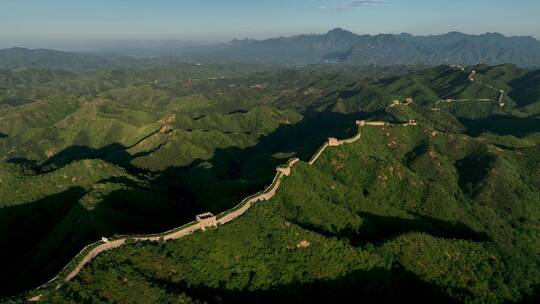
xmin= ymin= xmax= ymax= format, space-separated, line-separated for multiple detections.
xmin=1 ymin=62 xmax=539 ymax=302
xmin=36 ymin=116 xmax=540 ymax=304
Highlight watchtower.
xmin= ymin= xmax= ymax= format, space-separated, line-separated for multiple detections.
xmin=196 ymin=212 xmax=217 ymax=230
xmin=327 ymin=137 xmax=339 ymax=146
xmin=403 ymin=119 xmax=418 ymax=126
xmin=277 ymin=166 xmax=291 ymax=176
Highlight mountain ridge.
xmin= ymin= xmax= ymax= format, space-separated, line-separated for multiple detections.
xmin=187 ymin=29 xmax=540 ymax=67
xmin=1 ymin=62 xmax=540 ymax=301
xmin=2 ymin=29 xmax=540 ymax=70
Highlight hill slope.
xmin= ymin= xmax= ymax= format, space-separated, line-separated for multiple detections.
xmin=34 ymin=120 xmax=540 ymax=303
xmin=1 ymin=63 xmax=540 ymax=299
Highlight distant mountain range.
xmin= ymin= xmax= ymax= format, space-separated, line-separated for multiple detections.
xmin=0 ymin=47 xmax=114 ymax=70
xmin=0 ymin=47 xmax=180 ymax=71
xmin=188 ymin=28 xmax=540 ymax=67
xmin=2 ymin=29 xmax=540 ymax=69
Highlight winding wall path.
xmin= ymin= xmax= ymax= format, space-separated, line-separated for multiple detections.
xmin=27 ymin=119 xmax=391 ymax=301
xmin=443 ymin=66 xmax=507 ymax=108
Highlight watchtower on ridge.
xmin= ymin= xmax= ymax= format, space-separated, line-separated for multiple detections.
xmin=327 ymin=137 xmax=339 ymax=146
xmin=277 ymin=166 xmax=291 ymax=176
xmin=403 ymin=119 xmax=418 ymax=126
xmin=196 ymin=212 xmax=217 ymax=230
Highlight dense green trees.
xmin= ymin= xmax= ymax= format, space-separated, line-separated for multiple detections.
xmin=34 ymin=122 xmax=540 ymax=303
xmin=1 ymin=63 xmax=539 ymax=301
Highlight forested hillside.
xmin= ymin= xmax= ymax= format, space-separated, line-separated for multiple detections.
xmin=1 ymin=62 xmax=539 ymax=302
xmin=33 ymin=108 xmax=540 ymax=303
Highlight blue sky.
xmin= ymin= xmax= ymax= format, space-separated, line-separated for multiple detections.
xmin=1 ymin=0 xmax=539 ymax=49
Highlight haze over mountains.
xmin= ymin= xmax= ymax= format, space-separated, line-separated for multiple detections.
xmin=191 ymin=29 xmax=540 ymax=67
xmin=2 ymin=29 xmax=540 ymax=70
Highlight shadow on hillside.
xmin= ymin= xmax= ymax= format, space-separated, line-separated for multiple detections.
xmin=520 ymin=282 xmax=540 ymax=304
xmin=508 ymin=69 xmax=540 ymax=107
xmin=7 ymin=127 xmax=166 ymax=174
xmin=459 ymin=115 xmax=540 ymax=137
xmin=8 ymin=110 xmax=374 ymax=175
xmin=455 ymin=153 xmax=496 ymax=197
xmin=355 ymin=211 xmax=489 ymax=244
xmin=404 ymin=139 xmax=430 ymax=166
xmin=136 ymin=264 xmax=461 ymax=304
xmin=7 ymin=110 xmax=377 ymax=212
xmin=201 ymin=110 xmax=374 ymax=167
xmin=153 ymin=110 xmax=376 ymax=212
xmin=0 ymin=183 xmax=186 ymax=296
xmin=0 ymin=132 xmax=7 ymax=138
xmin=291 ymin=211 xmax=489 ymax=247
xmin=0 ymin=187 xmax=85 ymax=295
xmin=2 ymin=110 xmax=379 ymax=296
xmin=39 ymin=144 xmax=136 ymax=172
xmin=6 ymin=157 xmax=38 ymax=167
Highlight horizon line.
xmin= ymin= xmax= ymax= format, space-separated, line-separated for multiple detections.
xmin=1 ymin=28 xmax=539 ymax=52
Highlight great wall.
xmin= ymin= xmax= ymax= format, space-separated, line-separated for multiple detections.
xmin=435 ymin=66 xmax=506 ymax=109
xmin=387 ymin=67 xmax=506 ymax=112
xmin=26 ymin=118 xmax=413 ymax=302
xmin=25 ymin=65 xmax=502 ymax=302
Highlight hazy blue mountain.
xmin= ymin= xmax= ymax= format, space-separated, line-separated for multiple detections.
xmin=0 ymin=47 xmax=113 ymax=70
xmin=0 ymin=47 xmax=181 ymax=71
xmin=2 ymin=29 xmax=540 ymax=70
xmin=183 ymin=28 xmax=540 ymax=67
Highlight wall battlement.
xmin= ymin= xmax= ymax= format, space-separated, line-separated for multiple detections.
xmin=356 ymin=120 xmax=386 ymax=126
xmin=389 ymin=97 xmax=413 ymax=108
xmin=468 ymin=70 xmax=476 ymax=81
xmin=403 ymin=119 xmax=418 ymax=126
